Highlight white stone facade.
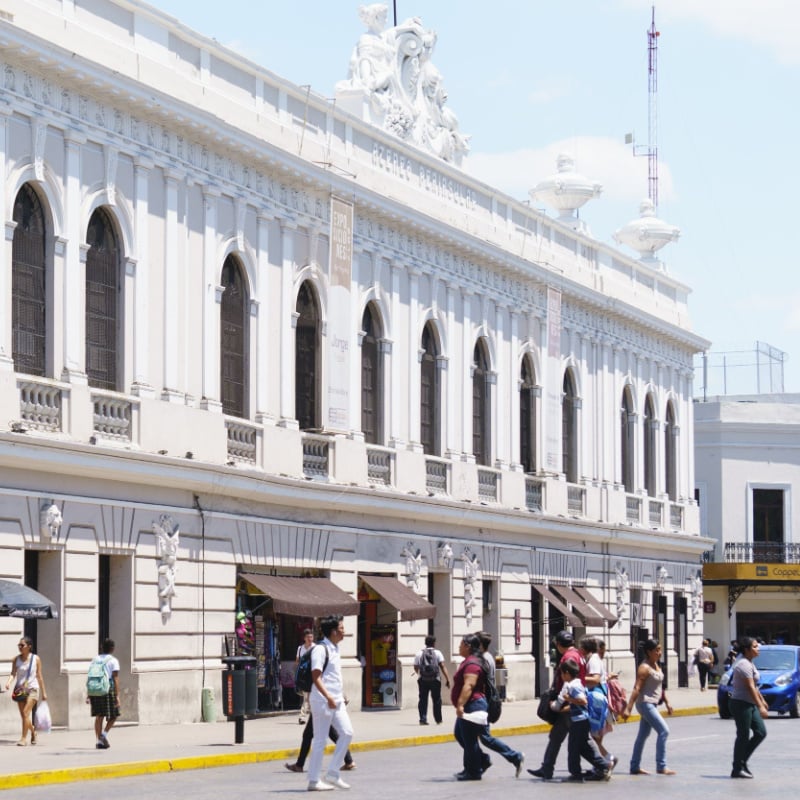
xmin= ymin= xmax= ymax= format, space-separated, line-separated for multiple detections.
xmin=0 ymin=0 xmax=709 ymax=731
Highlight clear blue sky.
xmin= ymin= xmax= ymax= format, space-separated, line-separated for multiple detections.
xmin=152 ymin=1 xmax=800 ymax=395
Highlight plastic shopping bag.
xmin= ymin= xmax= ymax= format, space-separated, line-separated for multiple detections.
xmin=34 ymin=699 xmax=52 ymax=733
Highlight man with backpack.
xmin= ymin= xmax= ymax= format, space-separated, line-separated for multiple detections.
xmin=414 ymin=635 xmax=451 ymax=725
xmin=87 ymin=638 xmax=120 ymax=750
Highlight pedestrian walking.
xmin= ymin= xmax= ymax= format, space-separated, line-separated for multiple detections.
xmin=475 ymin=631 xmax=524 ymax=777
xmin=589 ymin=638 xmax=618 ymax=768
xmin=307 ymin=614 xmax=354 ymax=792
xmin=4 ymin=636 xmax=47 ymax=746
xmin=451 ymin=633 xmax=488 ymax=781
xmin=88 ymin=638 xmax=121 ymax=749
xmin=694 ymin=638 xmax=714 ymax=691
xmin=295 ymin=628 xmax=314 ymax=724
xmin=551 ymin=658 xmax=610 ymax=782
xmin=528 ymin=630 xmax=583 ymax=780
xmin=413 ymin=634 xmax=450 ymax=725
xmin=621 ymin=638 xmax=675 ymax=775
xmin=285 ymin=715 xmax=355 ymax=773
xmin=729 ymin=636 xmax=769 ymax=779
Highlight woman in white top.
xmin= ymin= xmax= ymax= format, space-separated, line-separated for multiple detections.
xmin=4 ymin=636 xmax=47 ymax=746
xmin=581 ymin=637 xmax=617 ymax=771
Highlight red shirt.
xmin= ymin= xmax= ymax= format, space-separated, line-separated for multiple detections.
xmin=555 ymin=645 xmax=586 ymax=690
xmin=450 ymin=656 xmax=486 ymax=705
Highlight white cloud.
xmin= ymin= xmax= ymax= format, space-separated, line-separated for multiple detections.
xmin=464 ymin=136 xmax=674 ymax=206
xmin=621 ymin=0 xmax=800 ymax=66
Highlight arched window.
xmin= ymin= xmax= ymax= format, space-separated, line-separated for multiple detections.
xmin=472 ymin=339 xmax=491 ymax=466
xmin=220 ymin=255 xmax=249 ymax=419
xmin=562 ymin=369 xmax=578 ymax=483
xmin=361 ymin=303 xmax=383 ymax=444
xmin=12 ymin=184 xmax=46 ymax=376
xmin=86 ymin=208 xmax=121 ymax=391
xmin=295 ymin=281 xmax=320 ymax=430
xmin=621 ymin=386 xmax=635 ymax=492
xmin=665 ymin=401 xmax=677 ymax=501
xmin=643 ymin=394 xmax=657 ymax=497
xmin=420 ymin=322 xmax=440 ymax=456
xmin=520 ymin=355 xmax=537 ymax=474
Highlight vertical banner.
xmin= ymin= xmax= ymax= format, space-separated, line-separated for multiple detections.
xmin=327 ymin=196 xmax=353 ymax=431
xmin=545 ymin=287 xmax=562 ymax=471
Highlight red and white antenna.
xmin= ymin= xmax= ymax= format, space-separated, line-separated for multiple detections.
xmin=627 ymin=6 xmax=660 ymax=210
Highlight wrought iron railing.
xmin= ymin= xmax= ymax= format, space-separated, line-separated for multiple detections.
xmin=722 ymin=542 xmax=800 ymax=564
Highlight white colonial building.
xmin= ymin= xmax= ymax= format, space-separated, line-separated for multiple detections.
xmin=0 ymin=0 xmax=709 ymax=731
xmin=698 ymin=394 xmax=800 ymax=648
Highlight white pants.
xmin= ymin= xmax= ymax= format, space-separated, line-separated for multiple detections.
xmin=307 ymin=694 xmax=353 ymax=784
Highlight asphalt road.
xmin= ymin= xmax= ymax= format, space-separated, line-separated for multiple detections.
xmin=15 ymin=712 xmax=797 ymax=798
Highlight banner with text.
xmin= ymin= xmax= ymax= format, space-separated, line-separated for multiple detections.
xmin=545 ymin=287 xmax=562 ymax=472
xmin=326 ymin=196 xmax=353 ymax=432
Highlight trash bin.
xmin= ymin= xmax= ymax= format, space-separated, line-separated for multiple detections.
xmin=495 ymin=668 xmax=508 ymax=701
xmin=221 ymin=655 xmax=257 ymax=743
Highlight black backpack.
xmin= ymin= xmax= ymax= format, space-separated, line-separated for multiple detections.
xmin=418 ymin=647 xmax=439 ymax=680
xmin=468 ymin=656 xmax=502 ymax=724
xmin=295 ymin=643 xmax=328 ymax=693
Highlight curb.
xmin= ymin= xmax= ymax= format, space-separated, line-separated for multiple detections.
xmin=0 ymin=706 xmax=720 ymax=791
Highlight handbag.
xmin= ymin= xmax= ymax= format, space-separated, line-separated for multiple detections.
xmin=10 ymin=654 xmax=34 ymax=702
xmin=11 ymin=686 xmax=29 ymax=702
xmin=536 ymin=685 xmax=559 ymax=724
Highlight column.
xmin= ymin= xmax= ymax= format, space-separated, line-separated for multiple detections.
xmin=407 ymin=265 xmax=421 ymax=450
xmin=509 ymin=309 xmax=521 ymax=468
xmin=200 ymin=187 xmax=221 ymax=412
xmin=254 ymin=212 xmax=273 ymax=423
xmin=161 ymin=170 xmax=182 ymax=401
xmin=61 ymin=132 xmax=87 ymax=383
xmin=494 ymin=302 xmax=507 ymax=468
xmin=278 ymin=220 xmax=298 ymax=427
xmin=389 ymin=261 xmax=404 ymax=447
xmin=444 ymin=282 xmax=458 ymax=457
xmin=0 ymin=106 xmax=13 ymax=370
xmin=461 ymin=288 xmax=473 ymax=461
xmin=131 ymin=158 xmax=154 ymax=397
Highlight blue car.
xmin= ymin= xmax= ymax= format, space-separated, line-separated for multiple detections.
xmin=717 ymin=644 xmax=800 ymax=719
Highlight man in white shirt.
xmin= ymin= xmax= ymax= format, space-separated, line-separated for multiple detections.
xmin=307 ymin=614 xmax=354 ymax=791
xmin=413 ymin=635 xmax=451 ymax=725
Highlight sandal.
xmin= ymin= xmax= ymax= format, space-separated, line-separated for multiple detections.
xmin=30 ymin=732 xmax=37 ymax=745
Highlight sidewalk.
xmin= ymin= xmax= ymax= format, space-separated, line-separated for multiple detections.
xmin=0 ymin=688 xmax=718 ymax=791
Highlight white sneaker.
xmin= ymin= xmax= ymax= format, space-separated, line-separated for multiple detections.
xmin=325 ymin=777 xmax=351 ymax=790
xmin=307 ymin=781 xmax=334 ymax=792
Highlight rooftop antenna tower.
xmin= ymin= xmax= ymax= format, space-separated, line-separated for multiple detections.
xmin=627 ymin=6 xmax=660 ymax=209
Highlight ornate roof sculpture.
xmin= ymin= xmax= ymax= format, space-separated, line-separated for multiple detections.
xmin=335 ymin=3 xmax=470 ymax=166
xmin=614 ymin=198 xmax=680 ymax=269
xmin=530 ymin=153 xmax=603 ymax=235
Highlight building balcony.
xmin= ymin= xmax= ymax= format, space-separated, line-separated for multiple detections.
xmin=708 ymin=542 xmax=800 ymax=564
xmin=2 ymin=378 xmax=698 ymax=536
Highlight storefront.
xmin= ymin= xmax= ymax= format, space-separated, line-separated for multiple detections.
xmin=236 ymin=573 xmax=360 ymax=711
xmin=357 ymin=575 xmax=435 ymax=709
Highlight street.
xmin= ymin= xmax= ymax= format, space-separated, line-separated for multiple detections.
xmin=14 ymin=712 xmax=799 ymax=798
